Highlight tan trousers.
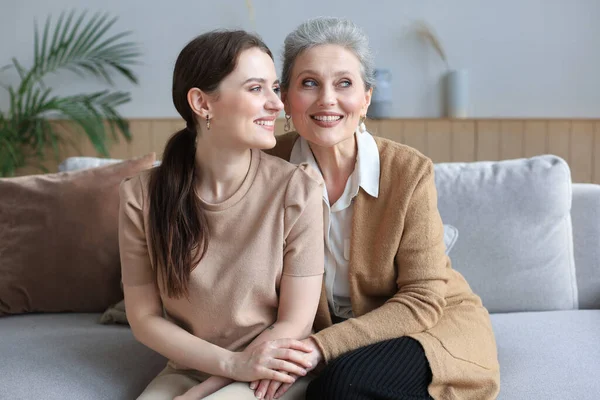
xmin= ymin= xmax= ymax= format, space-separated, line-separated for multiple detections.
xmin=137 ymin=365 xmax=311 ymax=400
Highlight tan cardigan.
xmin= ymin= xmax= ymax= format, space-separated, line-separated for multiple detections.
xmin=266 ymin=133 xmax=500 ymax=400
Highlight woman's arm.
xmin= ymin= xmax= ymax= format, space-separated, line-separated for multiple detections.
xmin=247 ymin=273 xmax=323 ymax=400
xmin=119 ymin=176 xmax=311 ymax=384
xmin=247 ymin=164 xmax=324 ymax=349
xmin=124 ymin=270 xmax=313 ymax=385
xmin=124 ymin=282 xmax=232 ymax=376
xmin=310 ymin=159 xmax=449 ymax=362
xmin=247 ymin=274 xmax=323 ymax=348
xmin=249 ymin=165 xmax=326 ymax=399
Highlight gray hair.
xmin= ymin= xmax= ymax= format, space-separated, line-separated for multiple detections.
xmin=281 ymin=17 xmax=375 ymax=91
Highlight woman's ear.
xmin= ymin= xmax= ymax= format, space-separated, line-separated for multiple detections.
xmin=187 ymin=88 xmax=211 ymax=118
xmin=281 ymin=92 xmax=290 ymax=114
xmin=362 ymin=87 xmax=373 ymax=116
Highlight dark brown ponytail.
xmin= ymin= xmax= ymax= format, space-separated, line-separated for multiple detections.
xmin=147 ymin=30 xmax=272 ymax=298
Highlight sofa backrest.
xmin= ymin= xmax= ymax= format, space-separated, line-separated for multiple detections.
xmin=61 ymin=154 xmax=596 ymax=312
xmin=434 ymin=155 xmax=579 ymax=313
xmin=571 ymin=183 xmax=600 ymax=309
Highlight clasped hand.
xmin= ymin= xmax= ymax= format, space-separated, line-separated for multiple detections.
xmin=227 ymin=338 xmax=314 ymax=384
xmin=249 ymin=338 xmax=322 ymax=400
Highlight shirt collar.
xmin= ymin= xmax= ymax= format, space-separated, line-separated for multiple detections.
xmin=289 ymin=130 xmax=380 ymax=199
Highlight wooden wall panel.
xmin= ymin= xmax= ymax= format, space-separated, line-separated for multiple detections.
xmin=475 ymin=120 xmax=501 ymax=161
xmin=595 ymin=122 xmax=600 ymax=184
xmin=11 ymin=118 xmax=600 ymax=184
xmin=375 ymin=119 xmax=403 ymax=143
xmin=365 ymin=119 xmax=382 ymax=137
xmin=523 ymin=121 xmax=547 ymax=157
xmin=451 ymin=121 xmax=476 ymax=162
xmin=402 ymin=121 xmax=426 ymax=154
xmin=499 ymin=121 xmax=524 ymax=160
xmin=426 ymin=121 xmax=452 ymax=162
xmin=129 ymin=120 xmax=154 ymax=158
xmin=548 ymin=121 xmax=571 ymax=162
xmin=570 ymin=122 xmax=594 ymax=183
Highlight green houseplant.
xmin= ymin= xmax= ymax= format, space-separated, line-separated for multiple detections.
xmin=0 ymin=10 xmax=141 ymax=177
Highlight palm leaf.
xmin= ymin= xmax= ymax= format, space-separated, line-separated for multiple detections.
xmin=27 ymin=10 xmax=140 ymax=87
xmin=0 ymin=10 xmax=140 ymax=177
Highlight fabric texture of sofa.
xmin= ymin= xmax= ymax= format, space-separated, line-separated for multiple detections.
xmin=0 ymin=153 xmax=598 ymax=399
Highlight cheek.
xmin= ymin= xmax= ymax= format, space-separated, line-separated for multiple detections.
xmin=288 ymin=91 xmax=313 ymax=114
xmin=341 ymin=93 xmax=367 ymax=115
xmin=219 ymin=95 xmax=261 ymax=120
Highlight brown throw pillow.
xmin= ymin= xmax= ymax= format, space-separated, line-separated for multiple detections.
xmin=0 ymin=153 xmax=156 ymax=316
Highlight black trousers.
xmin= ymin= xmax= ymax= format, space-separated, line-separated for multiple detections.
xmin=306 ymin=337 xmax=434 ymax=400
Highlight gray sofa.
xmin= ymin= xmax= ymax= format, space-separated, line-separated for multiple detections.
xmin=1 ymin=154 xmax=599 ymax=399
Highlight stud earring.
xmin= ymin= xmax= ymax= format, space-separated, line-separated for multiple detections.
xmin=206 ymin=115 xmax=211 ymax=130
xmin=284 ymin=114 xmax=291 ymax=132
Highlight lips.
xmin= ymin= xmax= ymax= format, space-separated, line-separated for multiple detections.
xmin=310 ymin=113 xmax=344 ymax=127
xmin=310 ymin=113 xmax=343 ymax=122
xmin=254 ymin=118 xmax=275 ymax=126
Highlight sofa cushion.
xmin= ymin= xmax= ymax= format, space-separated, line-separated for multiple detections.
xmin=490 ymin=310 xmax=600 ymax=399
xmin=0 ymin=154 xmax=155 ymax=315
xmin=443 ymin=223 xmax=458 ymax=254
xmin=571 ymin=184 xmax=600 ymax=309
xmin=58 ymin=156 xmax=161 ymax=172
xmin=58 ymin=156 xmax=123 ymax=171
xmin=0 ymin=313 xmax=166 ymax=400
xmin=435 ymin=155 xmax=578 ymax=313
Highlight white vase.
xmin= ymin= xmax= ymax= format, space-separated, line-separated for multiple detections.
xmin=367 ymin=69 xmax=393 ymax=119
xmin=445 ymin=69 xmax=469 ymax=119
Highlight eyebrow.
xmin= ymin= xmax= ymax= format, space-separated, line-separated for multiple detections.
xmin=242 ymin=78 xmax=280 ymax=85
xmin=298 ymin=69 xmax=353 ymax=77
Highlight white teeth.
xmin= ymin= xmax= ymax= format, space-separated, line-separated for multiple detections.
xmin=254 ymin=120 xmax=274 ymax=126
xmin=312 ymin=115 xmax=342 ymax=122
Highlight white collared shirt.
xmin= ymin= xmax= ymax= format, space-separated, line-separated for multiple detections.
xmin=290 ymin=130 xmax=380 ymax=318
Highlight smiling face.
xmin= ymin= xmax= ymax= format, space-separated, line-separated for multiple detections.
xmin=283 ymin=44 xmax=372 ymax=148
xmin=196 ymin=47 xmax=284 ymax=150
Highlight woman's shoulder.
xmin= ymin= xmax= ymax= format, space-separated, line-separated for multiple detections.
xmin=259 ymin=151 xmax=323 ymax=190
xmin=119 ymin=168 xmax=155 ymax=205
xmin=373 ymin=136 xmax=433 ymax=178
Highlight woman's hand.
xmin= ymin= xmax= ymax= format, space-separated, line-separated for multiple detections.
xmin=251 ymin=337 xmax=324 ymax=399
xmin=250 ymin=374 xmax=294 ymax=400
xmin=226 ymin=338 xmax=314 ymax=383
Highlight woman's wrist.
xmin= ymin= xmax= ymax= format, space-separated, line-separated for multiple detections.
xmin=218 ymin=350 xmax=236 ymax=379
xmin=305 ymin=337 xmax=325 ymax=366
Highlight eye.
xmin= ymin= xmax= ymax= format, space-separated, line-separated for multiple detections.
xmin=302 ymin=79 xmax=317 ymax=88
xmin=250 ymin=86 xmax=262 ymax=92
xmin=339 ymin=80 xmax=352 ymax=88
xmin=273 ymin=86 xmax=281 ymax=94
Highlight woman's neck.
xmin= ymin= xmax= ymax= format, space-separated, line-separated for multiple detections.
xmin=194 ymin=143 xmax=251 ymax=204
xmin=309 ymin=135 xmax=357 ymax=205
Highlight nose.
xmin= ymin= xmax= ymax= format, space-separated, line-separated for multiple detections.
xmin=317 ymin=85 xmax=336 ymax=107
xmin=266 ymin=90 xmax=284 ymax=112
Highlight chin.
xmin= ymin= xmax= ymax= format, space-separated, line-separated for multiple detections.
xmin=302 ymin=127 xmax=354 ymax=149
xmin=250 ymin=137 xmax=277 ymax=150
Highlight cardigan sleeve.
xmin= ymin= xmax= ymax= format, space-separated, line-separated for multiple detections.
xmin=311 ymin=159 xmax=449 ymax=361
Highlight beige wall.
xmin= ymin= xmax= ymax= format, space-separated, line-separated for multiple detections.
xmin=17 ymin=118 xmax=600 ymax=185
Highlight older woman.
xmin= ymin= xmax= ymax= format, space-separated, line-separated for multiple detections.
xmin=259 ymin=17 xmax=500 ymax=400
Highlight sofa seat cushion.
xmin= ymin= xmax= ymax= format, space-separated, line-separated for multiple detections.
xmin=491 ymin=310 xmax=600 ymax=399
xmin=0 ymin=314 xmax=166 ymax=400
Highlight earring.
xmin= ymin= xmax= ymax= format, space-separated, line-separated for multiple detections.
xmin=358 ymin=116 xmax=366 ymax=133
xmin=284 ymin=114 xmax=291 ymax=132
xmin=206 ymin=115 xmax=211 ymax=130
